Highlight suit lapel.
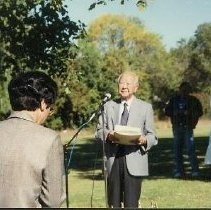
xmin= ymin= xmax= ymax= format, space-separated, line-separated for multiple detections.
xmin=113 ymin=98 xmax=121 ymax=125
xmin=127 ymin=97 xmax=137 ymax=125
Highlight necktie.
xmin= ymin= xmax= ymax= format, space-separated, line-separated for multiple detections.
xmin=116 ymin=103 xmax=128 ymax=158
xmin=120 ymin=103 xmax=129 ymax=126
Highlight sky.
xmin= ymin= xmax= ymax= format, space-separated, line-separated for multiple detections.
xmin=65 ymin=0 xmax=211 ymax=50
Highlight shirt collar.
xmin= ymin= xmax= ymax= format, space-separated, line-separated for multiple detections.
xmin=8 ymin=111 xmax=35 ymax=123
xmin=121 ymin=95 xmax=135 ymax=107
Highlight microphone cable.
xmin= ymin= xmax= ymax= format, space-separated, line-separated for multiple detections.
xmin=66 ymin=135 xmax=102 ymax=208
xmin=90 ymin=140 xmax=101 ymax=207
xmin=66 ymin=135 xmax=78 ymax=172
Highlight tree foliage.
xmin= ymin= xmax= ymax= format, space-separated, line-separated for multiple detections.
xmin=0 ymin=0 xmax=85 ymax=129
xmin=0 ymin=0 xmax=210 ymax=129
xmin=0 ymin=0 xmax=83 ymax=77
xmin=170 ymin=23 xmax=211 ymax=94
xmin=186 ymin=23 xmax=211 ymax=93
xmin=62 ymin=39 xmax=104 ymax=127
xmin=168 ymin=23 xmax=211 ymax=117
xmin=89 ymin=0 xmax=148 ymax=10
xmin=88 ymin=14 xmax=166 ymax=102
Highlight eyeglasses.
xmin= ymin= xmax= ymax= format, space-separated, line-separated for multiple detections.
xmin=48 ymin=106 xmax=55 ymax=116
xmin=119 ymin=82 xmax=135 ymax=86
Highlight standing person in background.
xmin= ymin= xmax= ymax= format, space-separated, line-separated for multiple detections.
xmin=0 ymin=71 xmax=66 ymax=208
xmin=96 ymin=70 xmax=158 ymax=208
xmin=165 ymin=81 xmax=203 ymax=178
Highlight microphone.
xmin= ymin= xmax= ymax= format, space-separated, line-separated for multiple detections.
xmin=102 ymin=93 xmax=111 ymax=103
xmin=90 ymin=93 xmax=112 ymax=119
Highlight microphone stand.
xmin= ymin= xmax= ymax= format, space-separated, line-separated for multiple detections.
xmin=63 ymin=98 xmax=109 ymax=208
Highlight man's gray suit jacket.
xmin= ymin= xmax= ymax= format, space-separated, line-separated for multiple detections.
xmin=0 ymin=111 xmax=65 ymax=208
xmin=96 ymin=97 xmax=158 ymax=176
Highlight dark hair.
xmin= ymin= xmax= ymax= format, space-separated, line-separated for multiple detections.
xmin=8 ymin=71 xmax=58 ymax=111
xmin=179 ymin=81 xmax=192 ymax=93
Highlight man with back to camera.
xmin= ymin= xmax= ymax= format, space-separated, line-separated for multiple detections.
xmin=165 ymin=81 xmax=203 ymax=178
xmin=96 ymin=70 xmax=158 ymax=208
xmin=0 ymin=71 xmax=66 ymax=207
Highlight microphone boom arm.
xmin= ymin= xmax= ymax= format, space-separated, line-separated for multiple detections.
xmin=64 ymin=112 xmax=95 ymax=149
xmin=63 ymin=93 xmax=111 ymax=208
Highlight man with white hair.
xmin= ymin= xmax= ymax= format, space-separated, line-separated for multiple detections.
xmin=96 ymin=70 xmax=158 ymax=208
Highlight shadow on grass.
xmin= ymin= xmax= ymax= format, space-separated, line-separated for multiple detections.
xmin=66 ymin=136 xmax=211 ymax=181
xmin=148 ymin=136 xmax=211 ymax=181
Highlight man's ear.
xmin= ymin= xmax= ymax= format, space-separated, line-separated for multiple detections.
xmin=134 ymin=84 xmax=139 ymax=93
xmin=40 ymin=100 xmax=46 ymax=112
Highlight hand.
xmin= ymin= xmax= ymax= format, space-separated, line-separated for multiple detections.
xmin=107 ymin=131 xmax=119 ymax=143
xmin=130 ymin=135 xmax=147 ymax=145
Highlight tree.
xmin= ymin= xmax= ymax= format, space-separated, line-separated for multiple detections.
xmin=187 ymin=23 xmax=211 ymax=116
xmin=88 ymin=0 xmax=148 ymax=10
xmin=169 ymin=23 xmax=211 ymax=117
xmin=0 ymin=0 xmax=87 ymax=128
xmin=88 ymin=14 xmax=167 ymax=102
xmin=186 ymin=23 xmax=211 ymax=93
xmin=0 ymin=0 xmax=83 ymax=77
xmin=59 ymin=39 xmax=105 ymax=127
xmin=170 ymin=23 xmax=211 ymax=94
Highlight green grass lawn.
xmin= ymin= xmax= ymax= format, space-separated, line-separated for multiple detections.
xmin=61 ymin=119 xmax=211 ymax=208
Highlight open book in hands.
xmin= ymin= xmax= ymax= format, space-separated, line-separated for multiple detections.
xmin=114 ymin=125 xmax=142 ymax=145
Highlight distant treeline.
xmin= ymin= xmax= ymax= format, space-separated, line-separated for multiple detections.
xmin=0 ymin=1 xmax=210 ymax=129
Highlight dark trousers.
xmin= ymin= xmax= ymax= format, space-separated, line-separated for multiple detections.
xmin=107 ymin=155 xmax=142 ymax=208
xmin=173 ymin=126 xmax=199 ymax=174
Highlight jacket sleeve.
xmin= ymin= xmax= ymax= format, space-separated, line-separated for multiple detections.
xmin=39 ymin=135 xmax=66 ymax=207
xmin=144 ymin=104 xmax=158 ymax=152
xmin=195 ymin=98 xmax=203 ymax=117
xmin=164 ymin=97 xmax=174 ymax=117
xmin=189 ymin=96 xmax=203 ymax=129
xmin=95 ymin=102 xmax=113 ymax=142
